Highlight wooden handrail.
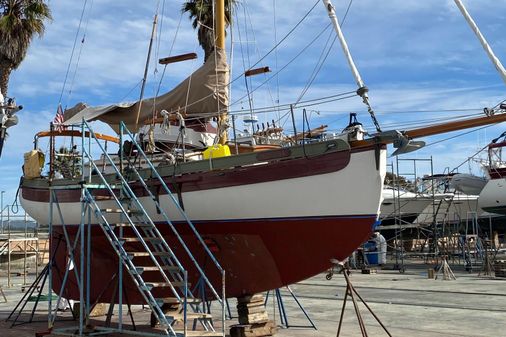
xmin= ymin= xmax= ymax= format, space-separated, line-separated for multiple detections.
xmin=35 ymin=130 xmax=120 ymax=144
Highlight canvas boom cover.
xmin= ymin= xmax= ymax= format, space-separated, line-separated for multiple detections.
xmin=63 ymin=49 xmax=229 ymax=133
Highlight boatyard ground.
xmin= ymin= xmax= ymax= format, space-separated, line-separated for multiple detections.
xmin=0 ymin=260 xmax=504 ymax=337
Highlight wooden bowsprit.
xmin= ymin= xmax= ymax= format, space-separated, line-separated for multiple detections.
xmin=336 ymin=264 xmax=392 ymax=337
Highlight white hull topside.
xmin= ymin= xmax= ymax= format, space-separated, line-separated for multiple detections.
xmin=380 ymin=189 xmax=432 ymax=220
xmin=21 ymin=149 xmax=387 ymax=226
xmin=414 ymin=193 xmax=483 ymax=224
xmin=479 ymin=177 xmax=506 ymax=215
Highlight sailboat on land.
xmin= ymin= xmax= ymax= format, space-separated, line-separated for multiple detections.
xmin=19 ymin=0 xmax=506 ymax=308
xmin=479 ymin=131 xmax=506 ymax=215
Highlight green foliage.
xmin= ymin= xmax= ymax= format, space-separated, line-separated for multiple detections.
xmin=181 ymin=0 xmax=235 ymax=61
xmin=384 ymin=172 xmax=416 ymax=192
xmin=0 ymin=0 xmax=52 ymax=94
xmin=53 ymin=146 xmax=81 ymax=179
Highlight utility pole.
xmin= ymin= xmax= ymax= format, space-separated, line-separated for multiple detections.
xmin=1 ymin=191 xmax=4 ymax=234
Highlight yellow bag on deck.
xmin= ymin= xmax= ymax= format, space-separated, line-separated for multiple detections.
xmin=23 ymin=150 xmax=45 ymax=179
xmin=202 ymin=144 xmax=231 ymax=159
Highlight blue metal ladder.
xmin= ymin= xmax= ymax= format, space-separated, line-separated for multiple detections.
xmin=80 ymin=120 xmax=226 ymax=337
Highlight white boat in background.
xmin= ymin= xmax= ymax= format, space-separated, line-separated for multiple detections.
xmin=479 ymin=135 xmax=506 ymax=215
xmin=449 ymin=173 xmax=487 ymax=196
xmin=414 ymin=192 xmax=482 ymax=225
xmin=379 ymin=187 xmax=432 ymax=226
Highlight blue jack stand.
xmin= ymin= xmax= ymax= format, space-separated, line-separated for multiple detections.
xmin=264 ymin=286 xmax=317 ymax=330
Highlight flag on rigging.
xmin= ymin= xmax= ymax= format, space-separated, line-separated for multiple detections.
xmin=53 ymin=104 xmax=66 ymax=132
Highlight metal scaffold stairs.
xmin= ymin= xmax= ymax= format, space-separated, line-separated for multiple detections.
xmin=76 ymin=120 xmax=226 ymax=337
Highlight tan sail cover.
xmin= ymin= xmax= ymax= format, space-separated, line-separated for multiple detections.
xmin=64 ymin=49 xmax=229 ymax=133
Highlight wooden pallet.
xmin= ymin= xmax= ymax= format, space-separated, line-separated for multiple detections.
xmin=232 ymin=294 xmax=277 ymax=337
xmin=230 ymin=321 xmax=277 ymax=337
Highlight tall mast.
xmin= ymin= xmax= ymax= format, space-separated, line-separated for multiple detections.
xmin=322 ymin=0 xmax=382 ymax=132
xmin=216 ymin=0 xmax=226 ymax=50
xmin=216 ymin=0 xmax=228 ymax=144
xmin=135 ymin=14 xmax=158 ymax=129
xmin=454 ymin=0 xmax=506 ymax=86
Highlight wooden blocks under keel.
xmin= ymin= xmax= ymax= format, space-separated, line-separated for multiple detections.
xmin=230 ymin=294 xmax=278 ymax=337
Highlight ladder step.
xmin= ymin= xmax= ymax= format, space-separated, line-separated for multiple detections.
xmin=175 ymin=332 xmax=223 ymax=337
xmin=127 ymin=251 xmax=172 ymax=257
xmin=144 ymin=282 xmax=186 ymax=289
xmin=171 ymin=312 xmax=213 ymax=321
xmin=122 ymin=237 xmax=164 ymax=243
xmin=93 ymin=195 xmax=116 ymax=201
xmin=155 ymin=297 xmax=202 ymax=305
xmin=136 ymin=266 xmax=180 ymax=272
xmin=111 ymin=222 xmax=153 ymax=228
xmin=85 ymin=184 xmax=121 ymax=189
xmin=100 ymin=208 xmax=143 ymax=215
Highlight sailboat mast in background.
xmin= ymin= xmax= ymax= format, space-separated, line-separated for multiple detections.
xmin=454 ymin=0 xmax=506 ymax=86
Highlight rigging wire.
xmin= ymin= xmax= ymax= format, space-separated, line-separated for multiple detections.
xmin=65 ymin=0 xmax=95 ymax=109
xmin=58 ymin=0 xmax=89 ymax=106
xmin=317 ymin=107 xmax=485 ymax=115
xmin=296 ymin=29 xmax=337 ymax=105
xmin=241 ymin=1 xmax=278 ymax=114
xmin=378 ymin=112 xmax=481 ymax=127
xmin=156 ymin=0 xmax=343 ymax=120
xmin=424 ymin=124 xmax=496 ymax=148
xmin=273 ymin=0 xmax=280 ymax=122
xmin=183 ymin=91 xmax=357 ymax=122
xmin=119 ymin=79 xmax=144 ymax=102
xmin=230 ymin=91 xmax=356 ymax=115
xmin=450 ymin=143 xmax=490 ymax=173
xmin=182 ymin=0 xmax=211 ymax=120
xmin=228 ymin=0 xmax=321 ymax=87
xmin=235 ymin=4 xmax=252 ymax=120
xmin=295 ymin=0 xmax=353 ymax=104
xmin=154 ymin=11 xmax=184 ymax=99
xmin=230 ymin=23 xmax=333 ymax=107
xmin=154 ymin=0 xmax=166 ymax=76
xmin=361 ymin=112 xmax=483 ymax=130
xmin=135 ymin=2 xmax=161 ymax=127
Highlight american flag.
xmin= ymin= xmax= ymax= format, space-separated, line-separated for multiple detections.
xmin=53 ymin=104 xmax=66 ymax=132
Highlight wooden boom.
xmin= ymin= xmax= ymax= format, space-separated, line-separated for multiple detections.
xmin=35 ymin=130 xmax=120 ymax=144
xmin=351 ymin=112 xmax=506 ymax=148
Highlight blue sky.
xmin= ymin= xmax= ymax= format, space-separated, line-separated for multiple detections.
xmin=1 ymin=0 xmax=506 ymax=209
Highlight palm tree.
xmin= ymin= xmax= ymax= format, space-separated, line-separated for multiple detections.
xmin=181 ymin=0 xmax=234 ymax=62
xmin=0 ymin=0 xmax=52 ymax=96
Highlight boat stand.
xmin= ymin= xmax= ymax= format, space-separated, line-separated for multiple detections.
xmin=6 ymin=236 xmax=76 ymax=327
xmin=336 ymin=265 xmax=391 ymax=337
xmin=103 ymin=272 xmax=136 ymax=330
xmin=435 ymin=256 xmax=456 ymax=280
xmin=193 ymin=276 xmax=235 ymax=320
xmin=264 ymin=286 xmax=317 ymax=330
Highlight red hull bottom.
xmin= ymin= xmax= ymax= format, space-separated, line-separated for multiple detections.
xmin=51 ymin=215 xmax=376 ymax=302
